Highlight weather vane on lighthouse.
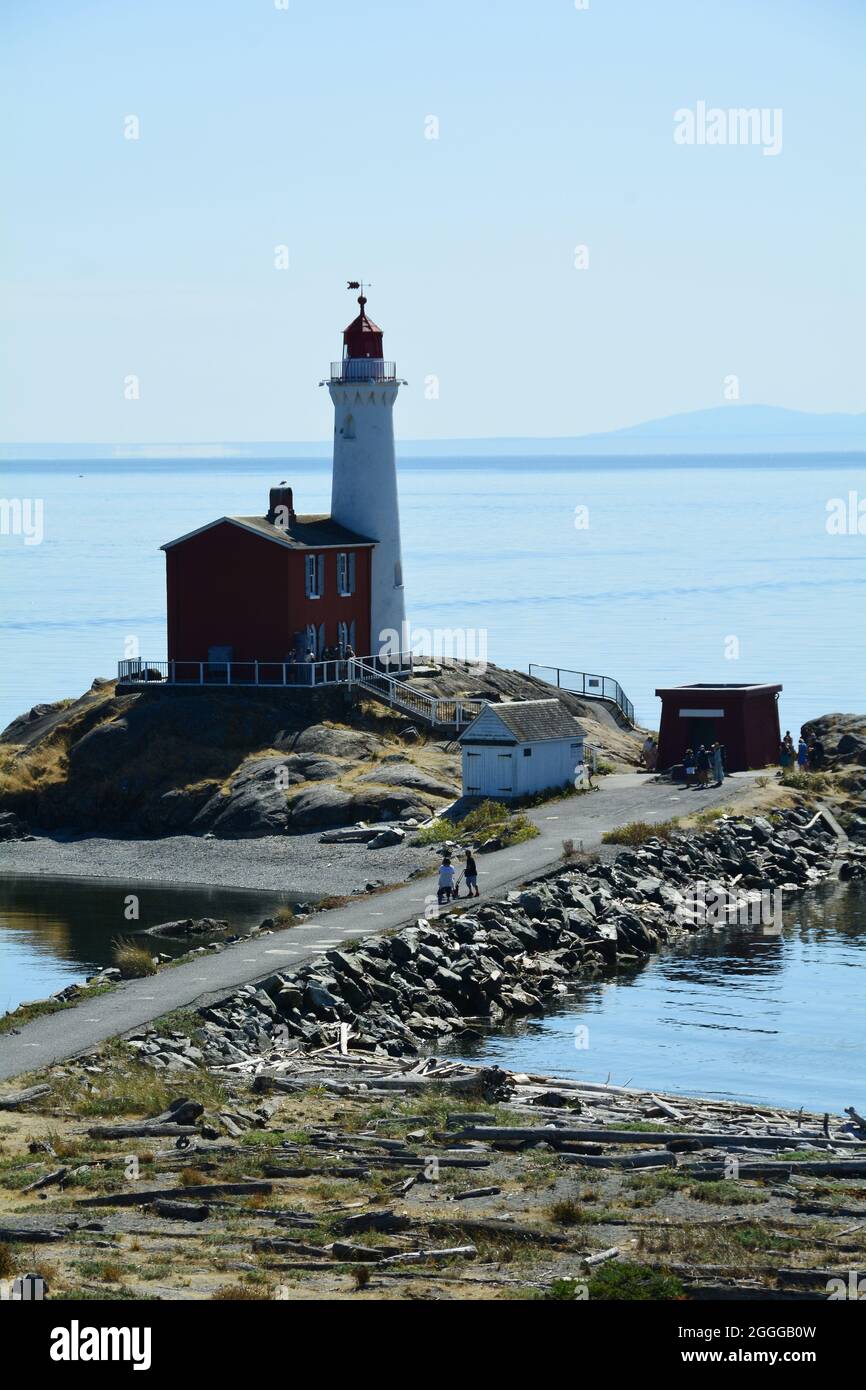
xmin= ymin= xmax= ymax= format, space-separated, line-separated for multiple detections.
xmin=347 ymin=279 xmax=371 ymax=304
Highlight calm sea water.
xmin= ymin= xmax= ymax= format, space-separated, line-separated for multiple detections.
xmin=0 ymin=876 xmax=299 ymax=1015
xmin=0 ymin=454 xmax=864 ymax=733
xmin=444 ymin=880 xmax=866 ymax=1114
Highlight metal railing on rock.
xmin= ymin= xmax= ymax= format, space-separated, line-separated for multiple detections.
xmin=529 ymin=664 xmax=635 ymax=726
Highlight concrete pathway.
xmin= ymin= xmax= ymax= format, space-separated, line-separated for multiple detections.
xmin=0 ymin=772 xmax=759 ymax=1082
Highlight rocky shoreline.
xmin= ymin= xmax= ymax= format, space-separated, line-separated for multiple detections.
xmin=131 ymin=804 xmax=865 ymax=1076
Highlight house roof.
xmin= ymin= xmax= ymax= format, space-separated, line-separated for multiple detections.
xmin=459 ymin=699 xmax=585 ymax=745
xmin=655 ymin=682 xmax=782 ymax=697
xmin=161 ymin=514 xmax=376 ymax=553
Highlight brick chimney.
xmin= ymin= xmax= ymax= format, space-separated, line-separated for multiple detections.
xmin=267 ymin=484 xmax=295 ymax=530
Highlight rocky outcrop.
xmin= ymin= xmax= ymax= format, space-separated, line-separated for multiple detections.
xmin=285 ymin=784 xmax=434 ymax=831
xmin=802 ymin=713 xmax=866 ymax=766
xmin=136 ymin=806 xmax=861 ymax=1073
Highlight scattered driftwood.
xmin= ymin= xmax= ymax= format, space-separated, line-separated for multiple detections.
xmin=76 ymin=1180 xmax=272 ymax=1207
xmin=252 ymin=1068 xmax=509 ymax=1100
xmin=451 ymin=1125 xmax=859 ymax=1152
xmin=22 ymin=1166 xmax=69 ymax=1193
xmin=453 ymin=1186 xmax=501 ymax=1201
xmin=153 ymin=1098 xmax=204 ymax=1126
xmin=330 ymin=1241 xmax=393 ymax=1262
xmin=335 ymin=1210 xmax=410 ymax=1235
xmin=845 ymin=1106 xmax=866 ymax=1132
xmin=86 ymin=1122 xmax=200 ymax=1140
xmin=562 ymin=1150 xmax=676 ymax=1169
xmin=378 ymin=1245 xmax=477 ymax=1265
xmin=0 ymin=1225 xmax=65 ymax=1242
xmin=0 ymin=1084 xmax=51 ymax=1110
xmin=261 ymin=1164 xmax=371 ymax=1180
xmin=584 ymin=1246 xmax=621 ymax=1266
xmin=253 ymin=1237 xmax=333 ymax=1257
xmin=648 ymin=1094 xmax=685 ymax=1122
xmin=686 ymin=1160 xmax=866 ymax=1180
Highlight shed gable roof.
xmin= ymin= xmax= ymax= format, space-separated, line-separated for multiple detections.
xmin=459 ymin=699 xmax=585 ymax=745
xmin=162 ymin=514 xmax=376 ymax=553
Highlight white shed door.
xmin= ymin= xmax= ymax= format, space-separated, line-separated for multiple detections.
xmin=495 ymin=751 xmax=513 ymax=793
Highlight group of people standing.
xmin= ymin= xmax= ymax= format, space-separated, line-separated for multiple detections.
xmin=780 ymin=730 xmax=824 ymax=772
xmin=437 ymin=850 xmax=480 ymax=905
xmin=683 ymin=741 xmax=726 ymax=788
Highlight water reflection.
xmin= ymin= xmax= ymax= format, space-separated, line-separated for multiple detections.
xmin=0 ymin=876 xmax=303 ymax=1012
xmin=445 ymin=881 xmax=866 ymax=1113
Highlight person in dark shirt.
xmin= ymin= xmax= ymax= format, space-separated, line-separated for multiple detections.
xmin=464 ymin=850 xmax=480 ymax=898
xmin=696 ymin=744 xmax=711 ymax=787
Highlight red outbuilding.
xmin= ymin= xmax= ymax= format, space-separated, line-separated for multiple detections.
xmin=655 ymin=682 xmax=782 ymax=773
xmin=162 ymin=484 xmax=374 ymax=671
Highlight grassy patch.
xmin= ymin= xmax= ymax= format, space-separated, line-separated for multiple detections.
xmin=417 ymin=798 xmax=539 ymax=849
xmin=588 ymin=1260 xmax=684 ymax=1301
xmin=778 ymin=769 xmax=833 ymax=794
xmin=111 ymin=937 xmax=157 ymax=979
xmin=546 ymin=1197 xmax=591 ymax=1227
xmin=601 ymin=819 xmax=677 ymax=846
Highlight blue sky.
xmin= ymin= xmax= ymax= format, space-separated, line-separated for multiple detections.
xmin=2 ymin=0 xmax=864 ymax=443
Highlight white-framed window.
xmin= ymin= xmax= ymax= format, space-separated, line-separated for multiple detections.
xmin=305 ymin=553 xmax=324 ymax=598
xmin=337 ymin=551 xmax=356 ymax=596
xmin=338 ymin=621 xmax=348 ymax=652
xmin=305 ymin=623 xmax=317 ymax=657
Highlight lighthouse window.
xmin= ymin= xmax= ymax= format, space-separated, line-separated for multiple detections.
xmin=305 ymin=553 xmax=324 ymax=599
xmin=337 ymin=551 xmax=356 ymax=596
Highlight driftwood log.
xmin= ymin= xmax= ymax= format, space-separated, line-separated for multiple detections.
xmin=76 ymin=1180 xmax=272 ymax=1207
xmin=148 ymin=1200 xmax=211 ymax=1221
xmin=451 ymin=1125 xmax=860 ymax=1151
xmin=86 ymin=1122 xmax=200 ymax=1140
xmin=0 ymin=1084 xmax=51 ymax=1110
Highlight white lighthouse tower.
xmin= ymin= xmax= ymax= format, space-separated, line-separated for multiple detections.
xmin=326 ymin=288 xmax=406 ymax=659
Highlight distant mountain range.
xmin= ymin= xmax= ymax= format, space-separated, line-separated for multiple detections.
xmin=3 ymin=405 xmax=865 ymax=461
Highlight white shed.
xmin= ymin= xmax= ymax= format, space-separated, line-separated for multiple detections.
xmin=458 ymin=699 xmax=586 ymax=800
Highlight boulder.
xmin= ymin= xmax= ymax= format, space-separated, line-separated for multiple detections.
xmin=281 ymin=724 xmax=385 ymax=759
xmin=368 ymin=827 xmax=406 ymax=848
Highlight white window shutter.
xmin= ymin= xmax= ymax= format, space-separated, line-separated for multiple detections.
xmin=317 ymin=622 xmax=325 ymax=655
xmin=349 ymin=619 xmax=356 ymax=652
xmin=348 ymin=551 xmax=356 ymax=594
xmin=317 ymin=553 xmax=324 ymax=596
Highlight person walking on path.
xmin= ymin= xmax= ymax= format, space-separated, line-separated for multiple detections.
xmin=797 ymin=735 xmax=809 ymax=771
xmin=780 ymin=738 xmax=794 ymax=770
xmin=464 ymin=849 xmax=480 ymax=898
xmin=811 ymin=736 xmax=825 ymax=771
xmin=437 ymin=855 xmax=455 ymax=905
xmin=711 ymin=742 xmax=724 ymax=787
